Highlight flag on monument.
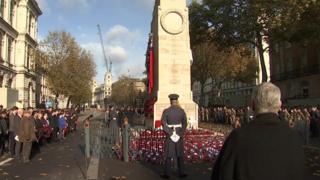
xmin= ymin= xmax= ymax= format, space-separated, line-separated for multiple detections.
xmin=148 ymin=38 xmax=154 ymax=94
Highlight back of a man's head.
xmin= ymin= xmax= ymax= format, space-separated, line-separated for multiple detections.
xmin=252 ymin=82 xmax=281 ymax=114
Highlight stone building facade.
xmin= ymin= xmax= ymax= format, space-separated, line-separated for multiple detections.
xmin=93 ymin=84 xmax=105 ymax=108
xmin=0 ymin=0 xmax=41 ymax=108
xmin=35 ymin=73 xmax=54 ymax=107
xmin=270 ymin=42 xmax=320 ymax=106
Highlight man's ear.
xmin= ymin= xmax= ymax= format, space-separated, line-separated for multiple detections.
xmin=279 ymin=100 xmax=282 ymax=109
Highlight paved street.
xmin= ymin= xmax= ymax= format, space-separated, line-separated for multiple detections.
xmin=98 ymin=158 xmax=214 ymax=180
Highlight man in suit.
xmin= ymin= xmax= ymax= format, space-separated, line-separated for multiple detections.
xmin=160 ymin=94 xmax=187 ymax=179
xmin=211 ymin=82 xmax=306 ymax=180
xmin=19 ymin=110 xmax=37 ymax=163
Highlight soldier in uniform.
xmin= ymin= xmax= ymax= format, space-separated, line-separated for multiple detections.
xmin=160 ymin=94 xmax=187 ymax=179
xmin=109 ymin=105 xmax=120 ymax=148
xmin=104 ymin=106 xmax=110 ymax=127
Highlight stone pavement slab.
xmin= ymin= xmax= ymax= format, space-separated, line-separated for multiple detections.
xmin=98 ymin=158 xmax=213 ymax=180
xmin=87 ymin=158 xmax=99 ymax=180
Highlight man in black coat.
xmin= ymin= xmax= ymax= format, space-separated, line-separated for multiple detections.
xmin=0 ymin=111 xmax=8 ymax=156
xmin=160 ymin=94 xmax=187 ymax=179
xmin=211 ymin=82 xmax=306 ymax=180
xmin=50 ymin=110 xmax=59 ymax=142
xmin=8 ymin=106 xmax=18 ymax=157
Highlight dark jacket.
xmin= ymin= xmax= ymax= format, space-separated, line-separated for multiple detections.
xmin=212 ymin=113 xmax=306 ymax=180
xmin=161 ymin=105 xmax=187 ymax=158
xmin=117 ymin=111 xmax=124 ymax=128
xmin=48 ymin=113 xmax=55 ymax=129
xmin=35 ymin=118 xmax=44 ymax=138
xmin=19 ymin=116 xmax=36 ymax=142
xmin=9 ymin=113 xmax=15 ymax=132
xmin=0 ymin=117 xmax=8 ymax=135
xmin=9 ymin=113 xmax=20 ymax=133
xmin=52 ymin=115 xmax=59 ymax=129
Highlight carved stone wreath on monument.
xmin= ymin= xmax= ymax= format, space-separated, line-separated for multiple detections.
xmin=160 ymin=9 xmax=185 ymax=35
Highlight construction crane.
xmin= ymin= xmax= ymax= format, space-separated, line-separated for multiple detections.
xmin=97 ymin=24 xmax=112 ymax=73
xmin=97 ymin=24 xmax=113 ymax=108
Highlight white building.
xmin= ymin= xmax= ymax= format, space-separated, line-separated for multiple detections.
xmin=0 ymin=0 xmax=42 ymax=108
xmin=35 ymin=73 xmax=54 ymax=107
xmin=104 ymin=72 xmax=112 ymax=98
xmin=92 ymin=71 xmax=113 ymax=108
xmin=93 ymin=84 xmax=105 ymax=108
xmin=91 ymin=79 xmax=97 ymax=105
xmin=133 ymin=80 xmax=146 ymax=93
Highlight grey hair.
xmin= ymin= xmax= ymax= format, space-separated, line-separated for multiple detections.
xmin=252 ymin=82 xmax=281 ymax=114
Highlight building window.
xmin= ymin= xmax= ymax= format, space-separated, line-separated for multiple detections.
xmin=302 ymin=88 xmax=309 ymax=98
xmin=28 ymin=13 xmax=34 ymax=35
xmin=301 ymin=49 xmax=308 ymax=67
xmin=28 ymin=84 xmax=32 ymax=107
xmin=7 ymin=78 xmax=12 ymax=88
xmin=0 ymin=33 xmax=3 ymax=61
xmin=0 ymin=0 xmax=5 ymax=18
xmin=7 ymin=37 xmax=12 ymax=65
xmin=9 ymin=0 xmax=15 ymax=25
xmin=0 ymin=75 xmax=3 ymax=87
xmin=26 ymin=46 xmax=32 ymax=69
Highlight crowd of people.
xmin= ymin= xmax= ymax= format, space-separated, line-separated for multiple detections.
xmin=0 ymin=105 xmax=79 ymax=163
xmin=199 ymin=105 xmax=320 ymax=144
xmin=199 ymin=106 xmax=254 ymax=128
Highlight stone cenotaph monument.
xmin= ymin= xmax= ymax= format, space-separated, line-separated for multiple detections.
xmin=146 ymin=0 xmax=198 ymax=129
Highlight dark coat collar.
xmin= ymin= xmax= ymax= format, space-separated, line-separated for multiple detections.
xmin=252 ymin=113 xmax=281 ymax=124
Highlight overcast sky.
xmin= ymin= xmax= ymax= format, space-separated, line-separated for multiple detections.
xmin=36 ymin=0 xmax=197 ymax=84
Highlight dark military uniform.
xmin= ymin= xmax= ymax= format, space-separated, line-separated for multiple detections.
xmin=161 ymin=94 xmax=187 ymax=178
xmin=109 ymin=109 xmax=119 ymax=145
